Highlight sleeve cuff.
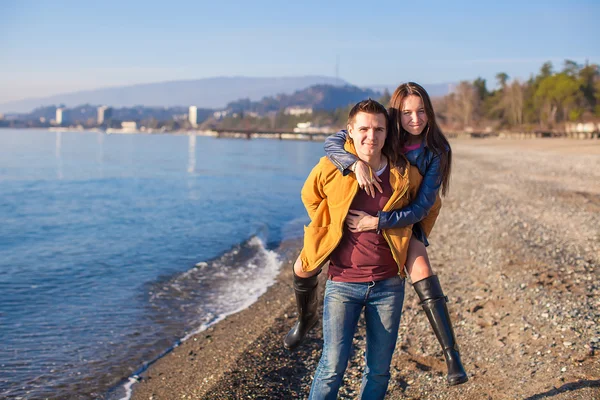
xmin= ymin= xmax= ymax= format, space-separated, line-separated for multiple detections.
xmin=376 ymin=211 xmax=383 ymax=234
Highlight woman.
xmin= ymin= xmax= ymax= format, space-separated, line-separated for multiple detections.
xmin=321 ymin=82 xmax=467 ymax=386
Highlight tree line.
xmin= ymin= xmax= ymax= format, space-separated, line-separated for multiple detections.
xmin=209 ymin=60 xmax=599 ymax=133
xmin=435 ymin=60 xmax=599 ymax=131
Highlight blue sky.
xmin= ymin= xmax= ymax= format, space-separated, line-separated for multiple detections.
xmin=1 ymin=0 xmax=598 ymax=103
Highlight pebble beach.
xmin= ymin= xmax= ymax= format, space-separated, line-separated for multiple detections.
xmin=131 ymin=138 xmax=600 ymax=400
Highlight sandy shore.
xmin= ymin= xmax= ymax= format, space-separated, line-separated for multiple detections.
xmin=132 ymin=138 xmax=600 ymax=400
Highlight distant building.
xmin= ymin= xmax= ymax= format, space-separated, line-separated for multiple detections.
xmin=295 ymin=122 xmax=312 ymax=130
xmin=0 ymin=113 xmax=4 ymax=120
xmin=56 ymin=108 xmax=67 ymax=125
xmin=121 ymin=121 xmax=138 ymax=132
xmin=173 ymin=114 xmax=188 ymax=122
xmin=213 ymin=110 xmax=229 ymax=119
xmin=293 ymin=121 xmax=329 ymax=133
xmin=97 ymin=106 xmax=113 ymax=125
xmin=285 ymin=107 xmax=313 ymax=116
xmin=189 ymin=106 xmax=198 ymax=127
xmin=565 ymin=122 xmax=600 ymax=133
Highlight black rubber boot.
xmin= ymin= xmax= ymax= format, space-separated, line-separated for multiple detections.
xmin=283 ymin=271 xmax=320 ymax=350
xmin=413 ymin=275 xmax=468 ymax=386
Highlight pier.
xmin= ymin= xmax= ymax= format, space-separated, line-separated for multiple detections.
xmin=206 ymin=128 xmax=332 ymax=141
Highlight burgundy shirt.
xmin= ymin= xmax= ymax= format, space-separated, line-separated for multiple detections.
xmin=328 ymin=165 xmax=398 ymax=282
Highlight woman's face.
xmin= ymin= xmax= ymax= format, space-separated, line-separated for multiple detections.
xmin=400 ymin=95 xmax=428 ymax=136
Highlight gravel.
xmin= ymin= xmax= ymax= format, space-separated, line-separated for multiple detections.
xmin=132 ymin=138 xmax=600 ymax=400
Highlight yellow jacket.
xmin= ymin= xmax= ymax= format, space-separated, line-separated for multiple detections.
xmin=299 ymin=144 xmax=441 ymax=278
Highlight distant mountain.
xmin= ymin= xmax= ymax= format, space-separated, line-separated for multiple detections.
xmin=226 ymin=84 xmax=381 ymax=113
xmin=366 ymin=82 xmax=455 ymax=98
xmin=0 ymin=76 xmax=349 ymax=113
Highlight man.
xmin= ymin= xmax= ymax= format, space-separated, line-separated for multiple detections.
xmin=292 ymin=99 xmax=428 ymax=399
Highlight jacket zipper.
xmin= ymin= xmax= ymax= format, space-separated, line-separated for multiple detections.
xmin=381 ymin=182 xmax=410 ymax=271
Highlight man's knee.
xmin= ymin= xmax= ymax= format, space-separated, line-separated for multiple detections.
xmin=319 ymin=349 xmax=349 ymax=376
xmin=366 ymin=362 xmax=392 ymax=377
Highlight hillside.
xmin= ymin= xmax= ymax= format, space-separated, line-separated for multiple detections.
xmin=368 ymin=82 xmax=453 ymax=98
xmin=0 ymin=76 xmax=348 ymax=113
xmin=226 ymin=84 xmax=380 ymax=113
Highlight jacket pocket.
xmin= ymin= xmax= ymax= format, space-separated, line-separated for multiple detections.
xmin=302 ymin=225 xmax=332 ymax=268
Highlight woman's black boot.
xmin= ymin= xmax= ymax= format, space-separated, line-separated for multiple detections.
xmin=283 ymin=272 xmax=320 ymax=350
xmin=413 ymin=275 xmax=468 ymax=386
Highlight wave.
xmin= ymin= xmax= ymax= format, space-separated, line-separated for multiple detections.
xmin=113 ymin=235 xmax=282 ymax=400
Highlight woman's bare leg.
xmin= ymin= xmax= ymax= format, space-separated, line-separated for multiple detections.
xmin=293 ymin=255 xmax=321 ymax=278
xmin=405 ymin=236 xmax=433 ymax=282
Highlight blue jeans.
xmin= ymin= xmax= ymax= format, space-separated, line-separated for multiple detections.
xmin=309 ymin=276 xmax=405 ymax=400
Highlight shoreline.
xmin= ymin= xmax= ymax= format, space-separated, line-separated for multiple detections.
xmin=108 ymin=236 xmax=302 ymax=400
xmin=0 ymin=126 xmax=331 ymax=141
xmin=3 ymin=126 xmax=600 ymax=142
xmin=131 ymin=138 xmax=599 ymax=400
xmin=130 ymin=237 xmax=313 ymax=399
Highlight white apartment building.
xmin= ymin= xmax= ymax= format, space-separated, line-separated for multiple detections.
xmin=56 ymin=108 xmax=66 ymax=125
xmin=285 ymin=107 xmax=313 ymax=116
xmin=189 ymin=106 xmax=198 ymax=127
xmin=97 ymin=106 xmax=112 ymax=125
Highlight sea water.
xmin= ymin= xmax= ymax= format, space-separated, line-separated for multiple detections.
xmin=0 ymin=129 xmax=324 ymax=399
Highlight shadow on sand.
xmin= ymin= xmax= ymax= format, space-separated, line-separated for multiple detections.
xmin=524 ymin=379 xmax=600 ymax=400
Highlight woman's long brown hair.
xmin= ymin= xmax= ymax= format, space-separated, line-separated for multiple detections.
xmin=388 ymin=82 xmax=452 ymax=196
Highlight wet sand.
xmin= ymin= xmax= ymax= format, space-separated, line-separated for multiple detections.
xmin=132 ymin=138 xmax=600 ymax=400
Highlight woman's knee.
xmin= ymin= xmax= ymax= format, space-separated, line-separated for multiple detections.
xmin=293 ymin=255 xmax=321 ymax=278
xmin=294 ymin=254 xmax=327 ymax=278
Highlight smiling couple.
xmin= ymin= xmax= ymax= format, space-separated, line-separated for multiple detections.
xmin=285 ymin=84 xmax=468 ymax=399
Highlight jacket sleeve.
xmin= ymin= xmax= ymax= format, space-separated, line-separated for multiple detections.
xmin=300 ymin=162 xmax=326 ymax=221
xmin=324 ymin=130 xmax=358 ymax=175
xmin=377 ymin=153 xmax=442 ymax=231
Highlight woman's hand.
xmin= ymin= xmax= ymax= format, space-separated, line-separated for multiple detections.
xmin=345 ymin=209 xmax=378 ymax=232
xmin=353 ymin=160 xmax=382 ymax=198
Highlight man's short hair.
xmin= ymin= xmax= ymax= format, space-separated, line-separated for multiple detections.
xmin=347 ymin=99 xmax=389 ymax=125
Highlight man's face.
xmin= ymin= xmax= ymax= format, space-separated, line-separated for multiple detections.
xmin=347 ymin=112 xmax=387 ymax=159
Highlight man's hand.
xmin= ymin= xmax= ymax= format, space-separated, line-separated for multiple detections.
xmin=345 ymin=209 xmax=378 ymax=232
xmin=353 ymin=160 xmax=382 ymax=198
